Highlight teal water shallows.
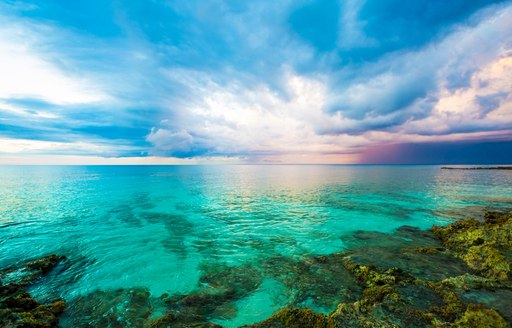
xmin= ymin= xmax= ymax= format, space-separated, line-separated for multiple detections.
xmin=1 ymin=165 xmax=512 ymax=326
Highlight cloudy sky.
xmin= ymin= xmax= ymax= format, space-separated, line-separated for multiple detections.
xmin=1 ymin=0 xmax=511 ymax=164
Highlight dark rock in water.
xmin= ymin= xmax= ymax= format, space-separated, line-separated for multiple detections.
xmin=141 ymin=212 xmax=195 ymax=257
xmin=146 ymin=311 xmax=225 ymax=328
xmin=64 ymin=288 xmax=153 ymax=327
xmin=342 ymin=226 xmax=440 ymax=250
xmin=198 ymin=263 xmax=263 ymax=299
xmin=261 ymin=253 xmax=363 ymax=309
xmin=1 ymin=254 xmax=66 ymax=287
xmin=0 ymin=254 xmax=67 ymax=328
xmin=343 ymin=227 xmax=471 ymax=282
xmin=158 ymin=263 xmax=263 ymax=324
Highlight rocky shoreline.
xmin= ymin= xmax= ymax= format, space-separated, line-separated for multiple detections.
xmin=1 ymin=211 xmax=511 ymax=327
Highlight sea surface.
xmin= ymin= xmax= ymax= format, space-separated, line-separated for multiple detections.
xmin=1 ymin=165 xmax=511 ymax=326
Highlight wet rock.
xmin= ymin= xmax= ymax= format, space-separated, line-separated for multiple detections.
xmin=159 ymin=263 xmax=263 ymax=325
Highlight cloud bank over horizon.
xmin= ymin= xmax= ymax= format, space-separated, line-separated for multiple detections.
xmin=1 ymin=0 xmax=511 ymax=164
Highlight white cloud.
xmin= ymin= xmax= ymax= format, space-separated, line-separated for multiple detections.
xmin=149 ymin=68 xmax=369 ymax=162
xmin=146 ymin=128 xmax=195 ymax=154
xmin=0 ymin=17 xmax=109 ymax=105
xmin=0 ymin=137 xmax=136 ymax=156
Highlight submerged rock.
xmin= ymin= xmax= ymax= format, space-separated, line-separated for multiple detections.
xmin=0 ymin=254 xmax=67 ymax=328
xmin=261 ymin=253 xmax=363 ymax=309
xmin=64 ymin=288 xmax=153 ymax=327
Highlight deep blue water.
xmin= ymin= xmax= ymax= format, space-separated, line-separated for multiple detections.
xmin=1 ymin=165 xmax=511 ymax=326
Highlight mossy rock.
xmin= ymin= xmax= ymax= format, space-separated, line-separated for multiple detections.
xmin=0 ymin=254 xmax=67 ymax=328
xmin=454 ymin=304 xmax=508 ymax=328
xmin=243 ymin=308 xmax=328 ymax=328
xmin=432 ymin=212 xmax=512 ymax=281
xmin=425 ymin=281 xmax=465 ymax=322
xmin=327 ymin=302 xmax=399 ymax=328
xmin=146 ymin=312 xmax=224 ymax=328
xmin=362 ymin=285 xmax=396 ymax=305
xmin=402 ymin=247 xmax=445 ymax=255
xmin=441 ymin=273 xmax=508 ymax=290
xmin=463 ymin=245 xmax=510 ymax=280
xmin=343 ymin=258 xmax=415 ymax=288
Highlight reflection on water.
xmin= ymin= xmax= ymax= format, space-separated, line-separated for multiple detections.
xmin=0 ymin=165 xmax=511 ymax=326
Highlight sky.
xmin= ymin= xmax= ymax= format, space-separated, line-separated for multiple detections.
xmin=0 ymin=0 xmax=511 ymax=164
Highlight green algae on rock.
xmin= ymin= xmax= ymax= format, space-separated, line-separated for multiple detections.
xmin=0 ymin=255 xmax=67 ymax=328
xmin=454 ymin=303 xmax=508 ymax=328
xmin=432 ymin=211 xmax=512 ymax=280
xmin=241 ymin=308 xmax=328 ymax=328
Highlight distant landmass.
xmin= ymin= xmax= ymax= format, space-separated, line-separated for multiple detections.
xmin=441 ymin=166 xmax=512 ymax=170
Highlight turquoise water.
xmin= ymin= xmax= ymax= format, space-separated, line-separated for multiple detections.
xmin=1 ymin=165 xmax=512 ymax=326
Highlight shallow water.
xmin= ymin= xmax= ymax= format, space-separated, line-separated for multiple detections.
xmin=1 ymin=165 xmax=511 ymax=326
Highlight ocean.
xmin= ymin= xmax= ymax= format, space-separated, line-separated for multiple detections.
xmin=1 ymin=165 xmax=511 ymax=326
